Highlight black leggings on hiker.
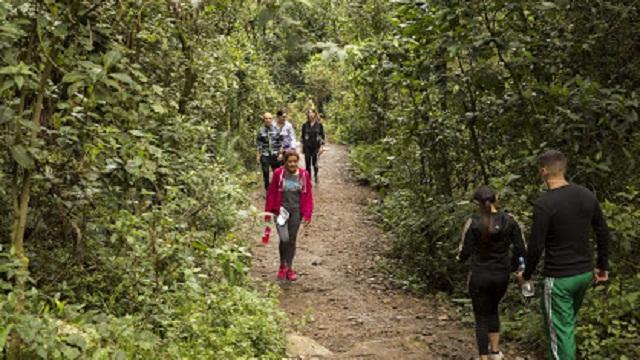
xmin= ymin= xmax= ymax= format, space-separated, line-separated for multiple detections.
xmin=276 ymin=208 xmax=301 ymax=267
xmin=261 ymin=154 xmax=281 ymax=190
xmin=304 ymin=148 xmax=319 ymax=181
xmin=469 ymin=271 xmax=508 ymax=356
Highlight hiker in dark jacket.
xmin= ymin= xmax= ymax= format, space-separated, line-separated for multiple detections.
xmin=256 ymin=112 xmax=284 ymax=191
xmin=458 ymin=186 xmax=527 ymax=360
xmin=300 ymin=108 xmax=325 ymax=184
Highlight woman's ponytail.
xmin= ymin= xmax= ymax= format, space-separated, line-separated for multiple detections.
xmin=472 ymin=186 xmax=497 ymax=258
xmin=479 ymin=200 xmax=492 ymax=257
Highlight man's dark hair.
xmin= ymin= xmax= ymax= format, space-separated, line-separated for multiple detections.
xmin=538 ymin=149 xmax=568 ymax=175
xmin=276 ymin=110 xmax=284 ymax=117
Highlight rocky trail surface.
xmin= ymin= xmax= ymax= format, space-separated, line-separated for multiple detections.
xmin=250 ymin=144 xmax=531 ymax=359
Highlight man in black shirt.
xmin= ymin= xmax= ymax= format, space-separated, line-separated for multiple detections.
xmin=518 ymin=149 xmax=610 ymax=360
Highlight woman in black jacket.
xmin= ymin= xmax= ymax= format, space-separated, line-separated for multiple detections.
xmin=458 ymin=186 xmax=527 ymax=360
xmin=300 ymin=108 xmax=325 ymax=184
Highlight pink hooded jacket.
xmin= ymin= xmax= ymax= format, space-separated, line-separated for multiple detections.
xmin=265 ymin=167 xmax=314 ymax=222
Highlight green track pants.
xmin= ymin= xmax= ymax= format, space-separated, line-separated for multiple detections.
xmin=541 ymin=271 xmax=593 ymax=360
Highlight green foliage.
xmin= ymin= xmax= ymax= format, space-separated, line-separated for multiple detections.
xmin=576 ymin=277 xmax=640 ymax=359
xmin=1 ymin=249 xmax=158 ymax=359
xmin=306 ymin=0 xmax=640 ymax=358
xmin=374 ymin=189 xmax=470 ymax=293
xmin=1 ymin=244 xmax=286 ymax=359
xmin=0 ymin=0 xmax=290 ymax=357
xmin=162 ymin=283 xmax=285 ymax=359
xmin=349 ymin=144 xmax=392 ymax=187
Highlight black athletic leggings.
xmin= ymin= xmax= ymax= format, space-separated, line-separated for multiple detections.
xmin=469 ymin=271 xmax=509 ymax=356
xmin=304 ymin=148 xmax=319 ymax=180
xmin=277 ymin=208 xmax=301 ymax=267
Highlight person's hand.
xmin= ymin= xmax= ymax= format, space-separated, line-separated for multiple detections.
xmin=256 ymin=153 xmax=261 ymax=164
xmin=303 ymin=218 xmax=311 ymax=226
xmin=594 ymin=268 xmax=609 ymax=283
xmin=515 ymin=271 xmax=526 ymax=285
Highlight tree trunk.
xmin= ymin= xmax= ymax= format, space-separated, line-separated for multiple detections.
xmin=10 ymin=170 xmax=32 ymax=288
xmin=179 ymin=63 xmax=196 ymax=114
xmin=8 ymin=53 xmax=52 ymax=360
xmin=11 ymin=59 xmax=50 ymax=277
xmin=173 ymin=9 xmax=196 ymax=114
xmin=467 ymin=114 xmax=489 ymax=185
xmin=434 ymin=44 xmax=453 ymax=197
xmin=71 ymin=221 xmax=85 ymax=265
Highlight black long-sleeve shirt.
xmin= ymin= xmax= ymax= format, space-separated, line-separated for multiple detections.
xmin=458 ymin=212 xmax=527 ymax=274
xmin=523 ymin=184 xmax=610 ymax=280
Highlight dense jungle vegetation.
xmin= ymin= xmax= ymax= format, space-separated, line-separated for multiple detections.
xmin=308 ymin=1 xmax=639 ymax=358
xmin=1 ymin=0 xmax=638 ymax=359
xmin=0 ymin=0 xmax=313 ymax=358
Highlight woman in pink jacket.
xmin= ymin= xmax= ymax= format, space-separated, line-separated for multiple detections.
xmin=265 ymin=149 xmax=314 ymax=281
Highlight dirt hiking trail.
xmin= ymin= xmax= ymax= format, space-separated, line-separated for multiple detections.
xmin=251 ymin=144 xmax=530 ymax=359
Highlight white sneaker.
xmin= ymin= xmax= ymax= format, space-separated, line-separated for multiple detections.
xmin=472 ymin=351 xmax=503 ymax=360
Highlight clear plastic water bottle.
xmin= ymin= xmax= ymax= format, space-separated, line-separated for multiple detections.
xmin=521 ymin=281 xmax=535 ymax=298
xmin=518 ymin=257 xmax=535 ymax=298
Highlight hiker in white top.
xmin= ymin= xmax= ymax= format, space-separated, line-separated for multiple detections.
xmin=275 ymin=109 xmax=296 ymax=154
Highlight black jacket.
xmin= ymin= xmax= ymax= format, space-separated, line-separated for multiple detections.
xmin=458 ymin=211 xmax=527 ymax=275
xmin=301 ymin=121 xmax=325 ymax=151
xmin=523 ymin=184 xmax=610 ymax=280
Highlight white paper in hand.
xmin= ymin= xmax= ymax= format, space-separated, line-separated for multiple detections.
xmin=276 ymin=207 xmax=290 ymax=226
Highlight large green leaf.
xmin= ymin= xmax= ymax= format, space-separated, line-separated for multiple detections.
xmin=0 ymin=105 xmax=14 ymax=124
xmin=0 ymin=23 xmax=26 ymax=39
xmin=110 ymin=73 xmax=136 ymax=86
xmin=62 ymin=71 xmax=86 ymax=83
xmin=0 ymin=80 xmax=13 ymax=93
xmin=537 ymin=2 xmax=558 ymax=10
xmin=0 ymin=62 xmax=33 ymax=75
xmin=0 ymin=325 xmax=11 ymax=351
xmin=19 ymin=118 xmax=40 ymax=132
xmin=11 ymin=144 xmax=35 ymax=169
xmin=14 ymin=75 xmax=23 ymax=89
xmin=151 ymin=103 xmax=167 ymax=114
xmin=103 ymin=50 xmax=122 ymax=70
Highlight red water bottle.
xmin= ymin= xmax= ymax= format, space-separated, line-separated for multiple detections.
xmin=262 ymin=226 xmax=271 ymax=244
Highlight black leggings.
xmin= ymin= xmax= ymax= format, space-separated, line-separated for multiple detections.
xmin=469 ymin=271 xmax=509 ymax=356
xmin=276 ymin=209 xmax=302 ymax=267
xmin=304 ymin=148 xmax=319 ymax=180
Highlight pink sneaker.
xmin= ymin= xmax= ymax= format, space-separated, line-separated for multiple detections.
xmin=277 ymin=265 xmax=287 ymax=280
xmin=286 ymin=269 xmax=298 ymax=281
